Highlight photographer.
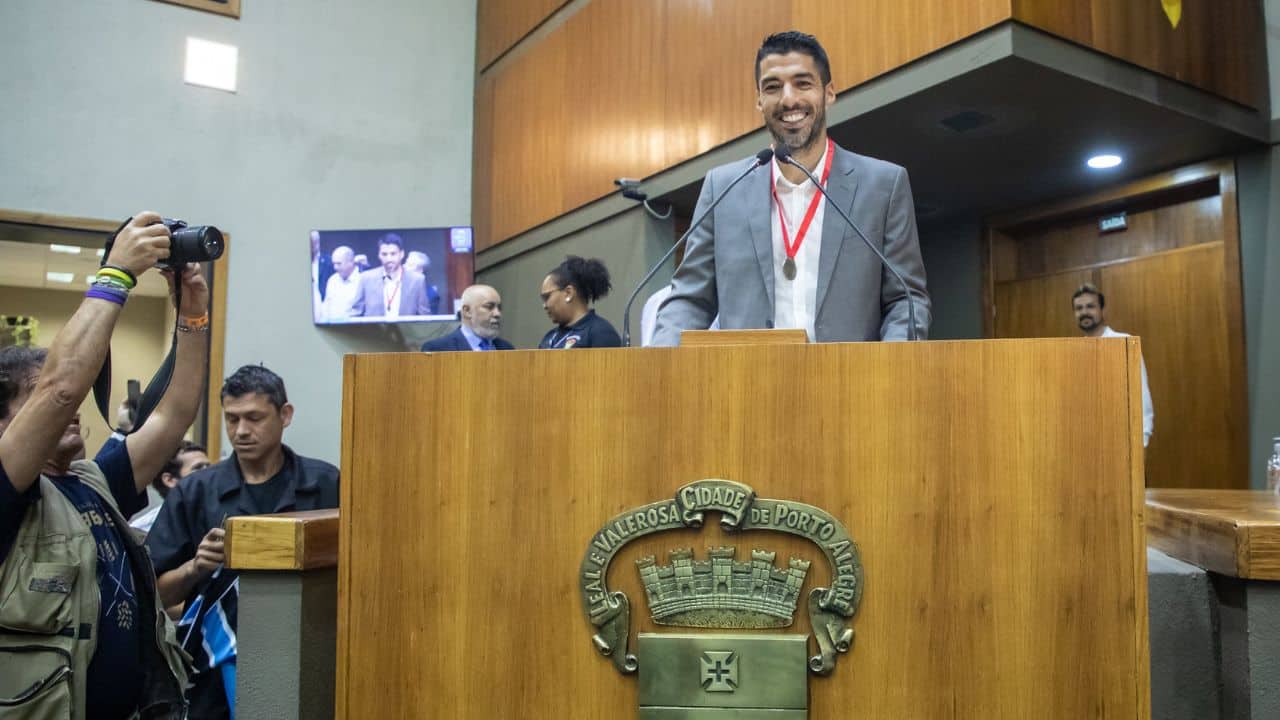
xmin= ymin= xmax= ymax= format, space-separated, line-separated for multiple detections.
xmin=0 ymin=211 xmax=211 ymax=719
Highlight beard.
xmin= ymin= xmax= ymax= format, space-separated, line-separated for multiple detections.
xmin=473 ymin=321 xmax=501 ymax=340
xmin=767 ymin=103 xmax=827 ymax=156
xmin=1077 ymin=316 xmax=1097 ymax=331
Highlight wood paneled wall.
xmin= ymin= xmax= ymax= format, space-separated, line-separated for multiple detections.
xmin=1012 ymin=0 xmax=1265 ymax=109
xmin=473 ymin=0 xmax=1010 ymax=249
xmin=985 ymin=160 xmax=1249 ymax=490
xmin=476 ymin=0 xmax=569 ymax=71
xmin=474 ymin=0 xmax=1265 ymax=249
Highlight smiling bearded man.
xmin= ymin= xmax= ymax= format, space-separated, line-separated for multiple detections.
xmin=652 ymin=31 xmax=932 ymax=345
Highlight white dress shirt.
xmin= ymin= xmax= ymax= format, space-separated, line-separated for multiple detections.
xmin=1101 ymin=326 xmax=1155 ymax=447
xmin=323 ymin=270 xmax=361 ymax=321
xmin=770 ymin=143 xmax=829 ymax=341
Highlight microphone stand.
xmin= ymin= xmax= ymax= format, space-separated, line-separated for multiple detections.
xmin=621 ymin=149 xmax=774 ymax=347
xmin=777 ymin=152 xmax=920 ymax=341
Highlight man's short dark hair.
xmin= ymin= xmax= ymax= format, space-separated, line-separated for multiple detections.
xmin=0 ymin=346 xmax=48 ymax=419
xmin=755 ymin=31 xmax=832 ymax=87
xmin=1072 ymin=283 xmax=1106 ymax=309
xmin=153 ymin=440 xmax=206 ymax=495
xmin=221 ymin=364 xmax=288 ymax=408
xmin=377 ymin=233 xmax=405 ymax=251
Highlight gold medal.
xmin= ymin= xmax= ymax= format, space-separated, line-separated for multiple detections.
xmin=783 ymin=257 xmax=797 ymax=281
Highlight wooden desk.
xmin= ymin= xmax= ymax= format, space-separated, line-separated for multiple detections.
xmin=1145 ymin=489 xmax=1280 ymax=719
xmin=1146 ymin=489 xmax=1280 ymax=580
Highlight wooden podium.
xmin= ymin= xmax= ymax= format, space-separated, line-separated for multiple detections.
xmin=336 ymin=338 xmax=1150 ymax=718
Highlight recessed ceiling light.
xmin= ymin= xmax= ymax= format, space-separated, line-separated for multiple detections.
xmin=185 ymin=37 xmax=238 ymax=93
xmin=96 ymin=248 xmax=106 ymax=258
xmin=49 ymin=244 xmax=82 ymax=254
xmin=46 ymin=271 xmax=74 ymax=283
xmin=1087 ymin=154 xmax=1123 ymax=169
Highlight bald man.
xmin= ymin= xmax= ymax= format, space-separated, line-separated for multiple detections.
xmin=322 ymin=245 xmax=362 ymax=321
xmin=421 ymin=284 xmax=515 ymax=351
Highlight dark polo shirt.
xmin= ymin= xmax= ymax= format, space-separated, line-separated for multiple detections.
xmin=146 ymin=444 xmax=339 ymax=575
xmin=145 ymin=444 xmax=338 ymax=719
xmin=538 ymin=309 xmax=622 ymax=349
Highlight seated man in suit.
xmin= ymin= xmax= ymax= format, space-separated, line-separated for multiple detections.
xmin=351 ymin=233 xmax=430 ymax=318
xmin=421 ymin=284 xmax=515 ymax=352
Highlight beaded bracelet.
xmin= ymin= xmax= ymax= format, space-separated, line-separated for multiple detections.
xmin=86 ymin=285 xmax=128 ymax=306
xmin=98 ymin=264 xmax=137 ymax=289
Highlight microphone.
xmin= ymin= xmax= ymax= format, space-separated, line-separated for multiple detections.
xmin=774 ymin=144 xmax=920 ymax=341
xmin=621 ymin=147 xmax=775 ymax=347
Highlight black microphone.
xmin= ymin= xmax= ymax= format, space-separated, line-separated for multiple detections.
xmin=621 ymin=148 xmax=775 ymax=346
xmin=774 ymin=144 xmax=920 ymax=341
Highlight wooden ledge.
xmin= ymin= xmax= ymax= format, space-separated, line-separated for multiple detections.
xmin=225 ymin=509 xmax=339 ymax=571
xmin=1146 ymin=490 xmax=1280 ymax=580
xmin=679 ymin=329 xmax=808 ymax=347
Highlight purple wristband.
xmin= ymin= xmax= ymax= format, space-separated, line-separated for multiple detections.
xmin=86 ymin=286 xmax=127 ymax=306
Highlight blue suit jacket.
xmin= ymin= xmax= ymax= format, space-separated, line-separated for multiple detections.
xmin=420 ymin=327 xmax=515 ymax=352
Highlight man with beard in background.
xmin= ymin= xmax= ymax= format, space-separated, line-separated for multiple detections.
xmin=652 ymin=31 xmax=930 ymax=345
xmin=1072 ymin=283 xmax=1154 ymax=447
xmin=421 ymin=284 xmax=514 ymax=352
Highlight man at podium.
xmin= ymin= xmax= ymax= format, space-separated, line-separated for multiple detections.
xmin=652 ymin=31 xmax=931 ymax=344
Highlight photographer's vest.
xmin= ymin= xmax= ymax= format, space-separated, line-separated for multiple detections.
xmin=0 ymin=460 xmax=189 ymax=719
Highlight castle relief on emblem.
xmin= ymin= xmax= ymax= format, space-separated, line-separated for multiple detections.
xmin=578 ymin=479 xmax=864 ymax=678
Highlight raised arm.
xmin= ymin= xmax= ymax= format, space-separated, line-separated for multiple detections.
xmin=124 ymin=264 xmax=211 ymax=493
xmin=0 ymin=213 xmax=170 ymax=490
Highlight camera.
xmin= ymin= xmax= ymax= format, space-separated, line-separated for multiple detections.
xmin=160 ymin=218 xmax=225 ymax=268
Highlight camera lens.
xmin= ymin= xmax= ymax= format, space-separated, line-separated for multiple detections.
xmin=195 ymin=227 xmax=224 ymax=261
xmin=169 ymin=225 xmax=225 ymax=264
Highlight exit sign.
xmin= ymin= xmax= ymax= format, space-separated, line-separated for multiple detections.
xmin=1099 ymin=212 xmax=1127 ymax=233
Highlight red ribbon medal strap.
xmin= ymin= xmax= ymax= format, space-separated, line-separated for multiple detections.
xmin=771 ymin=138 xmax=835 ymax=274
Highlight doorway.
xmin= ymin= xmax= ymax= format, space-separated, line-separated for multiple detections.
xmin=0 ymin=209 xmax=227 ymax=459
xmin=983 ymin=160 xmax=1248 ymax=489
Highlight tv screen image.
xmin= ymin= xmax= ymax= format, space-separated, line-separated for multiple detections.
xmin=310 ymin=226 xmax=474 ymax=325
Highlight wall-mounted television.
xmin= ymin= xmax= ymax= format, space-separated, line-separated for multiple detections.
xmin=310 ymin=226 xmax=474 ymax=325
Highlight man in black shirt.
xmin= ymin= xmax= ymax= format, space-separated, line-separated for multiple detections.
xmin=147 ymin=365 xmax=339 ymax=719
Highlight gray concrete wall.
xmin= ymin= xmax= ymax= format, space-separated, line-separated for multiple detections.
xmin=918 ymin=221 xmax=984 ymax=340
xmin=1236 ymin=149 xmax=1280 ymax=489
xmin=237 ymin=569 xmax=338 ymax=720
xmin=0 ymin=0 xmax=476 ymax=464
xmin=478 ymin=206 xmax=674 ymax=349
xmin=1147 ymin=549 xmax=1222 ymax=719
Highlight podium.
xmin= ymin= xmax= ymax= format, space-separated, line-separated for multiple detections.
xmin=336 ymin=338 xmax=1150 ymax=718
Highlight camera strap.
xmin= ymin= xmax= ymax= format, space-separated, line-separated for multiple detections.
xmin=92 ymin=219 xmax=183 ymax=434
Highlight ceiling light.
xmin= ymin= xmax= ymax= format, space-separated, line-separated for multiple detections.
xmin=96 ymin=248 xmax=106 ymax=258
xmin=185 ymin=37 xmax=238 ymax=93
xmin=46 ymin=271 xmax=74 ymax=283
xmin=1087 ymin=154 xmax=1122 ymax=169
xmin=49 ymin=244 xmax=82 ymax=254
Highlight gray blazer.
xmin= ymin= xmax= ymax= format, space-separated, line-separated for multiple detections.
xmin=352 ymin=269 xmax=430 ymax=317
xmin=651 ymin=143 xmax=931 ymax=345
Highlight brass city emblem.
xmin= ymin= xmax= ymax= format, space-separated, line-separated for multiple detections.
xmin=700 ymin=651 xmax=738 ymax=692
xmin=579 ymin=479 xmax=863 ymax=717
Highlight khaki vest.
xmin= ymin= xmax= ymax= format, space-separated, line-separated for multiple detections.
xmin=0 ymin=460 xmax=189 ymax=719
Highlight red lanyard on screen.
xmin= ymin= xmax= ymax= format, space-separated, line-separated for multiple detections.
xmin=384 ymin=275 xmax=401 ymax=312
